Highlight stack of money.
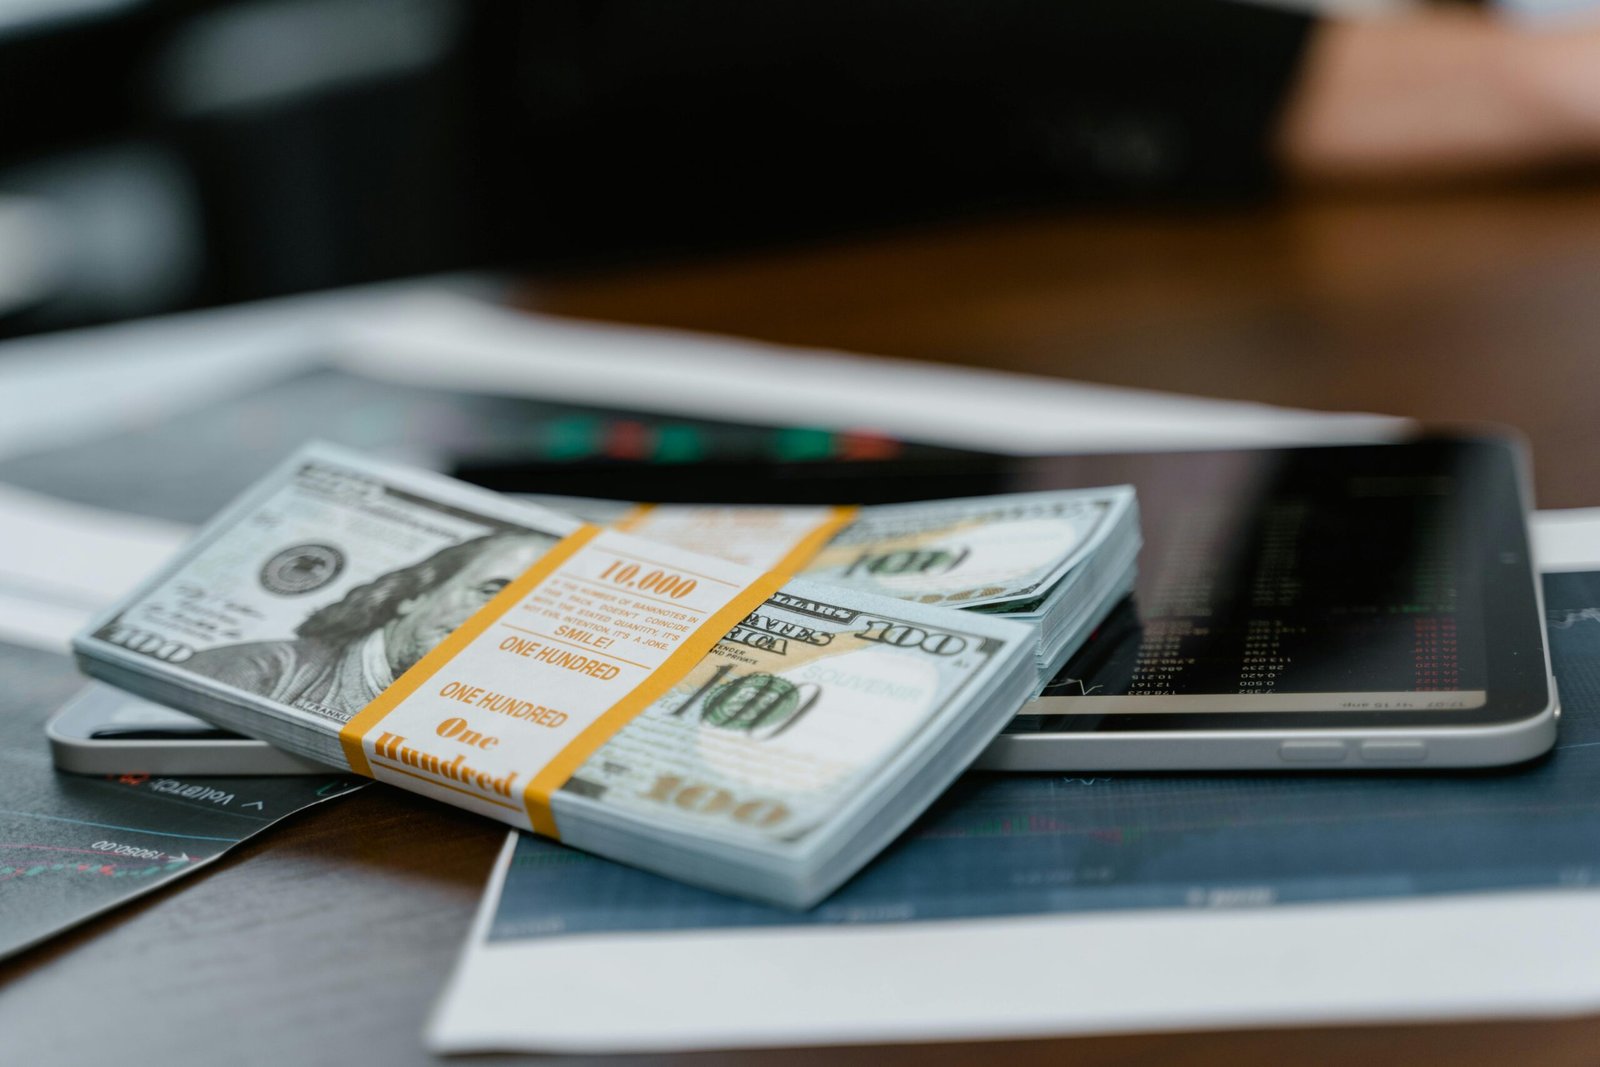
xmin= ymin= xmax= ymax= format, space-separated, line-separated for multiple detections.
xmin=526 ymin=488 xmax=1141 ymax=689
xmin=73 ymin=445 xmax=1040 ymax=908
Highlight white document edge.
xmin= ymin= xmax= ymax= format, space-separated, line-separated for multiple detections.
xmin=427 ymin=838 xmax=1600 ymax=1054
xmin=334 ymin=292 xmax=1409 ymax=456
xmin=0 ymin=486 xmax=191 ymax=653
xmin=428 ymin=509 xmax=1600 ymax=1055
xmin=0 ymin=276 xmax=504 ymax=463
xmin=1532 ymin=507 xmax=1600 ymax=572
xmin=0 ymin=283 xmax=1405 ymax=463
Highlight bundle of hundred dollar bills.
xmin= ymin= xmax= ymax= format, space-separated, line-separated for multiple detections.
xmin=527 ymin=487 xmax=1140 ymax=688
xmin=74 ymin=444 xmax=1136 ymax=907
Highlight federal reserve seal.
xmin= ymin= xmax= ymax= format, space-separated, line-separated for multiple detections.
xmin=260 ymin=543 xmax=345 ymax=596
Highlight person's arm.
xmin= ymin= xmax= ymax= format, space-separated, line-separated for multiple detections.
xmin=1279 ymin=11 xmax=1600 ymax=183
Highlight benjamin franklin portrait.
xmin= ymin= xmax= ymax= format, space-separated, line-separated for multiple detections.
xmin=183 ymin=531 xmax=555 ymax=721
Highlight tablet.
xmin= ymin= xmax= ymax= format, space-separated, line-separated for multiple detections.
xmin=980 ymin=435 xmax=1557 ymax=769
xmin=48 ymin=684 xmax=332 ymax=776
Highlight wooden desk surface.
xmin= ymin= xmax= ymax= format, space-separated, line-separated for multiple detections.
xmin=5 ymin=184 xmax=1600 ymax=1066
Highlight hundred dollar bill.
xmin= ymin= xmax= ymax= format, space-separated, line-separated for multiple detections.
xmin=76 ymin=450 xmax=581 ymax=765
xmin=74 ymin=444 xmax=1038 ymax=906
xmin=529 ymin=489 xmax=1136 ymax=610
xmin=527 ymin=489 xmax=1142 ymax=684
xmin=559 ymin=584 xmax=1015 ymax=847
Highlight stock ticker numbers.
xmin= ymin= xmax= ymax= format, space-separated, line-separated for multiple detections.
xmin=1090 ymin=482 xmax=1479 ymax=702
xmin=0 ymin=843 xmax=191 ymax=886
xmin=1413 ymin=616 xmax=1462 ymax=693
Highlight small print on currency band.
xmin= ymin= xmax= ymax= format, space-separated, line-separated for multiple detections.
xmin=338 ymin=510 xmax=857 ymax=838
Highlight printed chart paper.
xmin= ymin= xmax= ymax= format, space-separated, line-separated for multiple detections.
xmin=0 ymin=639 xmax=362 ymax=962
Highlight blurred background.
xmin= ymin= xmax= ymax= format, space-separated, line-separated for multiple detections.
xmin=4 ymin=0 xmax=1600 ymax=499
xmin=0 ymin=0 xmax=1573 ymax=333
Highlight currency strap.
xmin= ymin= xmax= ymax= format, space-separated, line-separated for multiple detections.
xmin=613 ymin=504 xmax=856 ymax=571
xmin=339 ymin=509 xmax=856 ymax=838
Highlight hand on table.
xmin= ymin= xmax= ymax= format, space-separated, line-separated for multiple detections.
xmin=1280 ymin=11 xmax=1600 ymax=183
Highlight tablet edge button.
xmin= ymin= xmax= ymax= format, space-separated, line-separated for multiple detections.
xmin=1279 ymin=741 xmax=1349 ymax=763
xmin=1359 ymin=740 xmax=1428 ymax=763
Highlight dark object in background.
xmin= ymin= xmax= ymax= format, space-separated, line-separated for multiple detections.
xmin=0 ymin=0 xmax=1310 ymax=336
xmin=484 ymin=1 xmax=1310 ymax=266
xmin=0 ymin=363 xmax=1001 ymax=523
xmin=0 ymin=0 xmax=477 ymax=333
xmin=457 ymin=454 xmax=1009 ymax=505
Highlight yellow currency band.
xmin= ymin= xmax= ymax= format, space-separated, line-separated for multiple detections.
xmin=338 ymin=523 xmax=604 ymax=779
xmin=611 ymin=503 xmax=656 ymax=532
xmin=337 ymin=505 xmax=859 ymax=839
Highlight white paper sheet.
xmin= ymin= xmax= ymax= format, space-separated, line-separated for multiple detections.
xmin=0 ymin=277 xmax=503 ymax=463
xmin=0 ymin=484 xmax=189 ymax=652
xmin=334 ymin=292 xmax=1408 ymax=455
xmin=0 ymin=283 xmax=1406 ymax=464
xmin=429 ymin=833 xmax=1600 ymax=1055
xmin=1533 ymin=508 xmax=1600 ymax=572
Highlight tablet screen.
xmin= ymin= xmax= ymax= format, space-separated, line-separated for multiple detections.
xmin=1009 ymin=438 xmax=1548 ymax=732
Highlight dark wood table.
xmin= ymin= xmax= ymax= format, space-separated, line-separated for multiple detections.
xmin=6 ymin=182 xmax=1600 ymax=1065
